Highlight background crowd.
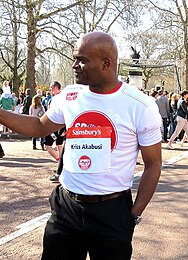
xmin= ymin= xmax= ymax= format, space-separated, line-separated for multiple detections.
xmin=0 ymin=80 xmax=188 ymax=165
xmin=148 ymin=87 xmax=188 ymax=149
xmin=0 ymin=80 xmax=66 ymax=181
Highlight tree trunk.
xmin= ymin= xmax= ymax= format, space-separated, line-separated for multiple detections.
xmin=185 ymin=38 xmax=188 ymax=90
xmin=25 ymin=1 xmax=36 ymax=96
xmin=12 ymin=69 xmax=20 ymax=94
xmin=12 ymin=0 xmax=20 ymax=95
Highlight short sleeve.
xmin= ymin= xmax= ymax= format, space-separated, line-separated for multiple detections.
xmin=46 ymin=92 xmax=65 ymax=124
xmin=137 ymin=102 xmax=162 ymax=146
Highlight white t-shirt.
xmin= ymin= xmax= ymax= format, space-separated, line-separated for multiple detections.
xmin=47 ymin=82 xmax=162 ymax=195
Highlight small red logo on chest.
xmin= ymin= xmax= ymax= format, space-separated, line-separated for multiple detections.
xmin=78 ymin=155 xmax=91 ymax=170
xmin=66 ymin=92 xmax=78 ymax=100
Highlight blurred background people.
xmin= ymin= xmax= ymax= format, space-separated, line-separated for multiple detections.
xmin=168 ymin=93 xmax=179 ymax=138
xmin=12 ymin=92 xmax=18 ymax=105
xmin=2 ymin=81 xmax=11 ymax=94
xmin=149 ymin=89 xmax=158 ymax=101
xmin=156 ymin=89 xmax=170 ymax=142
xmin=43 ymin=81 xmax=65 ymax=160
xmin=42 ymin=91 xmax=51 ymax=111
xmin=21 ymin=88 xmax=32 ymax=115
xmin=167 ymin=90 xmax=188 ymax=149
xmin=29 ymin=95 xmax=45 ymax=150
xmin=0 ymin=83 xmax=15 ymax=134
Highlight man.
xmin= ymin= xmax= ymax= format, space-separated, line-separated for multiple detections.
xmin=156 ymin=89 xmax=170 ymax=142
xmin=0 ymin=32 xmax=162 ymax=260
xmin=0 ymin=86 xmax=15 ymax=134
xmin=42 ymin=81 xmax=65 ymax=163
xmin=42 ymin=91 xmax=52 ymax=111
xmin=21 ymin=88 xmax=32 ymax=115
xmin=11 ymin=92 xmax=18 ymax=105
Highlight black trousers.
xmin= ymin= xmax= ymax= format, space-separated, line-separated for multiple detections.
xmin=32 ymin=137 xmax=44 ymax=148
xmin=0 ymin=143 xmax=4 ymax=153
xmin=162 ymin=118 xmax=168 ymax=141
xmin=41 ymin=185 xmax=136 ymax=260
xmin=56 ymin=144 xmax=65 ymax=175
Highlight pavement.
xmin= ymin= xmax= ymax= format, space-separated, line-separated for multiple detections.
xmin=0 ymin=135 xmax=188 ymax=260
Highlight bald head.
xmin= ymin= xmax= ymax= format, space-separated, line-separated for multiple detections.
xmin=72 ymin=31 xmax=120 ymax=92
xmin=76 ymin=31 xmax=118 ymax=64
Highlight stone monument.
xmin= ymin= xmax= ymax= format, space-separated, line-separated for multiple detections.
xmin=128 ymin=46 xmax=143 ymax=90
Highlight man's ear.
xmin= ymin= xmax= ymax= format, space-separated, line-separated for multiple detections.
xmin=102 ymin=58 xmax=111 ymax=70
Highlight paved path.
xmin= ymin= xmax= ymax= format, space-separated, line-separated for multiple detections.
xmin=0 ymin=138 xmax=188 ymax=259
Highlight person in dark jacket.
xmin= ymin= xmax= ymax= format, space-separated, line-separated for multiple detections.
xmin=21 ymin=88 xmax=32 ymax=115
xmin=168 ymin=93 xmax=179 ymax=138
xmin=156 ymin=89 xmax=170 ymax=142
xmin=167 ymin=90 xmax=188 ymax=149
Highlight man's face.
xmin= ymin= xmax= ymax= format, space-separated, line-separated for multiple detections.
xmin=50 ymin=84 xmax=57 ymax=95
xmin=37 ymin=90 xmax=42 ymax=97
xmin=184 ymin=93 xmax=188 ymax=101
xmin=72 ymin=41 xmax=104 ymax=86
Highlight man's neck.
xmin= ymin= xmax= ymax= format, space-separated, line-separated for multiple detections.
xmin=89 ymin=80 xmax=121 ymax=94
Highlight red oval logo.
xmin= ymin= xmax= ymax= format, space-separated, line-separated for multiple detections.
xmin=73 ymin=111 xmax=117 ymax=151
xmin=78 ymin=155 xmax=91 ymax=170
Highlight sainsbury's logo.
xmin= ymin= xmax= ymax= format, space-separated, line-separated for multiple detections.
xmin=73 ymin=111 xmax=117 ymax=151
xmin=66 ymin=92 xmax=78 ymax=100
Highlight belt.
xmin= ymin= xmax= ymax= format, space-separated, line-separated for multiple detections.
xmin=61 ymin=187 xmax=130 ymax=203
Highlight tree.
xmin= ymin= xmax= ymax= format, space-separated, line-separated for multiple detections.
xmin=0 ymin=0 xmax=144 ymax=94
xmin=0 ymin=0 xmax=25 ymax=94
xmin=24 ymin=0 xmax=82 ymax=95
xmin=131 ymin=31 xmax=177 ymax=89
xmin=35 ymin=0 xmax=141 ymax=64
xmin=147 ymin=0 xmax=188 ymax=90
xmin=72 ymin=0 xmax=140 ymax=33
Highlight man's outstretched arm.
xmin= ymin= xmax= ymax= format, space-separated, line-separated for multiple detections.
xmin=0 ymin=109 xmax=65 ymax=137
